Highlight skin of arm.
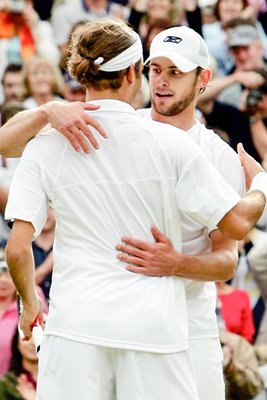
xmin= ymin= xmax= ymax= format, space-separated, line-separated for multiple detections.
xmin=116 ymin=226 xmax=238 ymax=281
xmin=6 ymin=220 xmax=44 ymax=338
xmin=198 ymin=71 xmax=265 ymax=105
xmin=0 ymin=101 xmax=108 ymax=158
xmin=0 ymin=186 xmax=8 ymax=214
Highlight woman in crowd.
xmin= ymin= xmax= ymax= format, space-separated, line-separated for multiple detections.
xmin=0 ymin=329 xmax=38 ymax=400
xmin=22 ymin=55 xmax=64 ymax=109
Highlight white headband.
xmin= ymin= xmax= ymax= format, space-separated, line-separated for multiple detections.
xmin=94 ymin=32 xmax=143 ymax=72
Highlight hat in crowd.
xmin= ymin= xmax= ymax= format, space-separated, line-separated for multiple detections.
xmin=227 ymin=25 xmax=259 ymax=48
xmin=144 ymin=26 xmax=210 ymax=72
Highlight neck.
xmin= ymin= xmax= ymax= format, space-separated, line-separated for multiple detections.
xmin=85 ymin=86 xmax=133 ymax=105
xmin=151 ymin=105 xmax=197 ymax=132
xmin=33 ymin=93 xmax=55 ymax=106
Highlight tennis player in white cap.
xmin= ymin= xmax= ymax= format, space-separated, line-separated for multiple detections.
xmin=118 ymin=25 xmax=246 ymax=400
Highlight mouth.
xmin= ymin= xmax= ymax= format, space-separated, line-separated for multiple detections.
xmin=155 ymin=92 xmax=173 ymax=98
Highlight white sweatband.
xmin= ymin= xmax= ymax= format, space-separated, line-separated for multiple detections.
xmin=96 ymin=32 xmax=143 ymax=72
xmin=248 ymin=172 xmax=267 ymax=201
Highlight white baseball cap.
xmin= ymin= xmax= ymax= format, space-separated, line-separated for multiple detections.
xmin=145 ymin=26 xmax=210 ymax=72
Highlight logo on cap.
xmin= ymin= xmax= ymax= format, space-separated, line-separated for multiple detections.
xmin=163 ymin=36 xmax=182 ymax=44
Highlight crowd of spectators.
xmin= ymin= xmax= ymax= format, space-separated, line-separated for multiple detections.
xmin=0 ymin=0 xmax=266 ymax=399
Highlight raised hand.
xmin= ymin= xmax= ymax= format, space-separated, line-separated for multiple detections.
xmin=237 ymin=143 xmax=264 ymax=191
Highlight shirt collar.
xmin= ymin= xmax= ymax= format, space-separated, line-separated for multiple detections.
xmin=86 ymin=99 xmax=137 ymax=115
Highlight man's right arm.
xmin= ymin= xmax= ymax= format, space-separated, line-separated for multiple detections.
xmin=0 ymin=101 xmax=108 ymax=157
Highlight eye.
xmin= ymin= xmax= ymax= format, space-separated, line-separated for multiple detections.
xmin=150 ymin=66 xmax=161 ymax=75
xmin=170 ymin=69 xmax=182 ymax=76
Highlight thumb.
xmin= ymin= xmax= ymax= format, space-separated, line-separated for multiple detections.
xmin=151 ymin=225 xmax=168 ymax=243
xmin=237 ymin=142 xmax=245 ymax=157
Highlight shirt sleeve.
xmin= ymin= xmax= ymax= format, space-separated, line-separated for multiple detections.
xmin=175 ymin=150 xmax=241 ymax=230
xmin=5 ymin=157 xmax=49 ymax=238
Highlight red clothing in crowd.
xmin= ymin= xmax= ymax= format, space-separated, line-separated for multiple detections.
xmin=218 ymin=288 xmax=255 ymax=343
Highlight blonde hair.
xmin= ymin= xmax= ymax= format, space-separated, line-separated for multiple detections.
xmin=22 ymin=56 xmax=64 ymax=98
xmin=68 ymin=19 xmax=142 ymax=92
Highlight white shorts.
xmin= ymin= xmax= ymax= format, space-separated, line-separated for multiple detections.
xmin=37 ymin=335 xmax=199 ymax=400
xmin=189 ymin=337 xmax=225 ymax=400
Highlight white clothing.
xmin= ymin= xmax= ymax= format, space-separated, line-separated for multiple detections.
xmin=37 ymin=335 xmax=199 ymax=400
xmin=6 ymin=99 xmax=240 ymax=354
xmin=23 ymin=96 xmax=64 ymax=110
xmin=137 ymin=108 xmax=245 ymax=339
xmin=136 ymin=108 xmax=245 ymax=400
xmin=189 ymin=337 xmax=225 ymax=400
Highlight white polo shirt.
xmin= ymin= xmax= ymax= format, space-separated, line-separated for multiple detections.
xmin=6 ymin=100 xmax=240 ymax=353
xmin=137 ymin=108 xmax=245 ymax=339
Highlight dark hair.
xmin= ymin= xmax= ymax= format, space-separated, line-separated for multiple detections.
xmin=8 ymin=329 xmax=24 ymax=377
xmin=68 ymin=19 xmax=142 ymax=92
xmin=1 ymin=64 xmax=22 ymax=85
xmin=1 ymin=101 xmax=25 ymax=125
xmin=214 ymin=0 xmax=248 ymax=21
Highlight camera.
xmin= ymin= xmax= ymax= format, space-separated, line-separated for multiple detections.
xmin=7 ymin=0 xmax=25 ymax=13
xmin=246 ymin=88 xmax=263 ymax=109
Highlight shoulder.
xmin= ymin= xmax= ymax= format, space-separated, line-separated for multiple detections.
xmin=23 ymin=128 xmax=69 ymax=160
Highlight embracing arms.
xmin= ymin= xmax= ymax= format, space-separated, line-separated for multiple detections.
xmin=0 ymin=101 xmax=108 ymax=157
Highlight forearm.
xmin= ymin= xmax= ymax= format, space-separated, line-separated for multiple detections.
xmin=6 ymin=242 xmax=37 ymax=306
xmin=0 ymin=106 xmax=49 ymax=158
xmin=198 ymin=74 xmax=238 ymax=103
xmin=218 ymin=191 xmax=266 ymax=240
xmin=6 ymin=221 xmax=38 ymax=307
xmin=173 ymin=244 xmax=237 ymax=281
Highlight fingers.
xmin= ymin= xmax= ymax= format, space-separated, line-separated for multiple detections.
xmin=151 ymin=225 xmax=168 ymax=243
xmin=118 ymin=253 xmax=146 ymax=267
xmin=116 ymin=243 xmax=146 ymax=258
xmin=85 ymin=117 xmax=109 ymax=139
xmin=126 ymin=265 xmax=151 ymax=275
xmin=119 ymin=236 xmax=152 ymax=251
xmin=237 ymin=142 xmax=244 ymax=154
xmin=83 ymin=103 xmax=100 ymax=111
xmin=47 ymin=102 xmax=109 ymax=153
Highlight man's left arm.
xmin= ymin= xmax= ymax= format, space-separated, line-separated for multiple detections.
xmin=116 ymin=226 xmax=238 ymax=281
xmin=6 ymin=220 xmax=44 ymax=339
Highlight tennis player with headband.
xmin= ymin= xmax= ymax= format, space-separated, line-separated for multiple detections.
xmin=5 ymin=19 xmax=267 ymax=400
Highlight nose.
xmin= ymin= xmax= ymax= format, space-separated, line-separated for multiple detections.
xmin=157 ymin=72 xmax=168 ymax=87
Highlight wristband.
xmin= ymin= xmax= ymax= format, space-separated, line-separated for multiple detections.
xmin=248 ymin=172 xmax=267 ymax=201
